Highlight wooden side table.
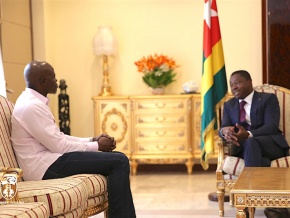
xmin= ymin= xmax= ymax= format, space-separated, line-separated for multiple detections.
xmin=231 ymin=167 xmax=290 ymax=218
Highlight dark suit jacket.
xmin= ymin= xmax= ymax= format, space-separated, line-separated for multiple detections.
xmin=219 ymin=91 xmax=289 ymax=149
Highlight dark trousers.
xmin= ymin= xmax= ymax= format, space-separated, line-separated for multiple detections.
xmin=43 ymin=151 xmax=136 ymax=218
xmin=230 ymin=136 xmax=288 ymax=167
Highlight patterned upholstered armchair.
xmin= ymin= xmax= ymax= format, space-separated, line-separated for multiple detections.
xmin=0 ymin=95 xmax=108 ymax=217
xmin=216 ymin=84 xmax=290 ymax=217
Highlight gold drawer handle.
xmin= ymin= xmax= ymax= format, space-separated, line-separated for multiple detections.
xmin=155 ymin=103 xmax=165 ymax=108
xmin=155 ymin=117 xmax=166 ymax=122
xmin=156 ymin=145 xmax=166 ymax=150
xmin=156 ymin=131 xmax=166 ymax=136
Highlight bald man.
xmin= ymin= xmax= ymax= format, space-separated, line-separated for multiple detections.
xmin=11 ymin=60 xmax=136 ymax=218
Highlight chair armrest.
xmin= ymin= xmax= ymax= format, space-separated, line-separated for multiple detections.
xmin=217 ymin=139 xmax=224 ymax=166
xmin=216 ymin=138 xmax=234 ymax=172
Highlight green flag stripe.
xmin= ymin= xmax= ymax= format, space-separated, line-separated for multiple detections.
xmin=201 ymin=85 xmax=215 ymax=143
xmin=214 ymin=66 xmax=227 ymax=105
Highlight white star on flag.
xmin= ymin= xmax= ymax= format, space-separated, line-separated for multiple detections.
xmin=204 ymin=0 xmax=218 ymax=28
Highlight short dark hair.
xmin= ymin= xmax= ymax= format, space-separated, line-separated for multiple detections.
xmin=231 ymin=70 xmax=252 ymax=81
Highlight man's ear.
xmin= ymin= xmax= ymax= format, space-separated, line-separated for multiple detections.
xmin=40 ymin=76 xmax=46 ymax=85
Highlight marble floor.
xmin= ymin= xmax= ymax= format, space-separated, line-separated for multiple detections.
xmin=91 ymin=165 xmax=266 ymax=218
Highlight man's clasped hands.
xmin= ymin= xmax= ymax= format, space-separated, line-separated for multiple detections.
xmin=92 ymin=134 xmax=116 ymax=152
xmin=221 ymin=123 xmax=250 ymax=146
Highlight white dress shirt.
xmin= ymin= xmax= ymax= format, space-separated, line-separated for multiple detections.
xmin=11 ymin=88 xmax=99 ymax=181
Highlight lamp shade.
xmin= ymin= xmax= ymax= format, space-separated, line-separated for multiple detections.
xmin=93 ymin=26 xmax=117 ymax=56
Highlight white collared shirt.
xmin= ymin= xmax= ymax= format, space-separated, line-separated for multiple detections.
xmin=11 ymin=88 xmax=99 ymax=181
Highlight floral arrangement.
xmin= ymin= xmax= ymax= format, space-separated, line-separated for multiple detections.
xmin=134 ymin=54 xmax=178 ymax=88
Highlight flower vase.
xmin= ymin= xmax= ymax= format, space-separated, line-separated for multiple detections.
xmin=149 ymin=87 xmax=165 ymax=95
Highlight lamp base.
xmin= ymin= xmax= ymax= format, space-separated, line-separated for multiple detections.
xmin=99 ymin=86 xmax=113 ymax=96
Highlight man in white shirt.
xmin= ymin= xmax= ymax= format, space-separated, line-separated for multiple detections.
xmin=11 ymin=60 xmax=136 ymax=218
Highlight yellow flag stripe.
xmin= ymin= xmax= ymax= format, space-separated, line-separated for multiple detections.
xmin=212 ymin=40 xmax=225 ymax=75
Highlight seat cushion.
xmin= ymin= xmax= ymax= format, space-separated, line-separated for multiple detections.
xmin=70 ymin=174 xmax=107 ymax=197
xmin=69 ymin=174 xmax=108 ymax=216
xmin=17 ymin=177 xmax=88 ymax=217
xmin=53 ymin=205 xmax=86 ymax=218
xmin=271 ymin=156 xmax=290 ymax=167
xmin=222 ymin=156 xmax=245 ymax=176
xmin=0 ymin=202 xmax=49 ymax=218
xmin=85 ymin=194 xmax=108 ymax=216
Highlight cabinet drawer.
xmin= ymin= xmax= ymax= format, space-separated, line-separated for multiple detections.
xmin=135 ymin=141 xmax=188 ymax=153
xmin=135 ymin=114 xmax=187 ymax=126
xmin=136 ymin=128 xmax=187 ymax=138
xmin=134 ymin=99 xmax=188 ymax=112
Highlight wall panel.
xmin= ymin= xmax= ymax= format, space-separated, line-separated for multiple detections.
xmin=0 ymin=0 xmax=33 ymax=103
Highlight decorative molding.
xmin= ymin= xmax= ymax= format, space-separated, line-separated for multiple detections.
xmin=102 ymin=108 xmax=127 ymax=143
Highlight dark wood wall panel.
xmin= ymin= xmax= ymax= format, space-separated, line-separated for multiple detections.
xmin=262 ymin=0 xmax=290 ymax=89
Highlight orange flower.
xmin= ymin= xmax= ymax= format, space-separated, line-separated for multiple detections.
xmin=134 ymin=54 xmax=177 ymax=74
xmin=134 ymin=54 xmax=179 ymax=88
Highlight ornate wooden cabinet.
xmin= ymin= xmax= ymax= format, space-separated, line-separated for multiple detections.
xmin=92 ymin=94 xmax=218 ymax=175
xmin=130 ymin=95 xmax=193 ymax=175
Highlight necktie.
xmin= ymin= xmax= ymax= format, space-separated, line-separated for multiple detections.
xmin=239 ymin=100 xmax=246 ymax=123
xmin=239 ymin=100 xmax=250 ymax=129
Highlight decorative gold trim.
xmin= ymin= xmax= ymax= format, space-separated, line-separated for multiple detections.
xmin=245 ymin=194 xmax=290 ymax=207
xmin=121 ymin=103 xmax=127 ymax=110
xmin=177 ymin=102 xmax=184 ymax=108
xmin=102 ymin=108 xmax=127 ymax=143
xmin=187 ymin=98 xmax=192 ymax=111
xmin=134 ymin=158 xmax=188 ymax=164
xmin=0 ymin=167 xmax=23 ymax=204
xmin=235 ymin=194 xmax=246 ymax=206
xmin=84 ymin=201 xmax=109 ymax=217
xmin=255 ymin=84 xmax=290 ymax=94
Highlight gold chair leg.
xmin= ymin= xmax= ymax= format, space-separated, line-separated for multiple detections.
xmin=104 ymin=209 xmax=109 ymax=218
xmin=230 ymin=192 xmax=234 ymax=206
xmin=217 ymin=189 xmax=225 ymax=217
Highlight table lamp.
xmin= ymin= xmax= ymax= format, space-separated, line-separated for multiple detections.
xmin=93 ymin=26 xmax=117 ymax=96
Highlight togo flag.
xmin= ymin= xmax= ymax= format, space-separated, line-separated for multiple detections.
xmin=201 ymin=0 xmax=228 ymax=170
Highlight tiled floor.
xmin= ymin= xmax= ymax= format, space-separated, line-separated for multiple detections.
xmin=91 ymin=166 xmax=266 ymax=218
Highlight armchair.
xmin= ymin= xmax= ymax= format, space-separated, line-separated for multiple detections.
xmin=0 ymin=95 xmax=108 ymax=217
xmin=216 ymin=84 xmax=290 ymax=217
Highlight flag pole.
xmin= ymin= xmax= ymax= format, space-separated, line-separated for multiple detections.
xmin=200 ymin=0 xmax=229 ymax=202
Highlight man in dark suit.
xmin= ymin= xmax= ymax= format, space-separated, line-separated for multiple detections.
xmin=219 ymin=70 xmax=289 ymax=218
xmin=220 ymin=70 xmax=289 ymax=166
